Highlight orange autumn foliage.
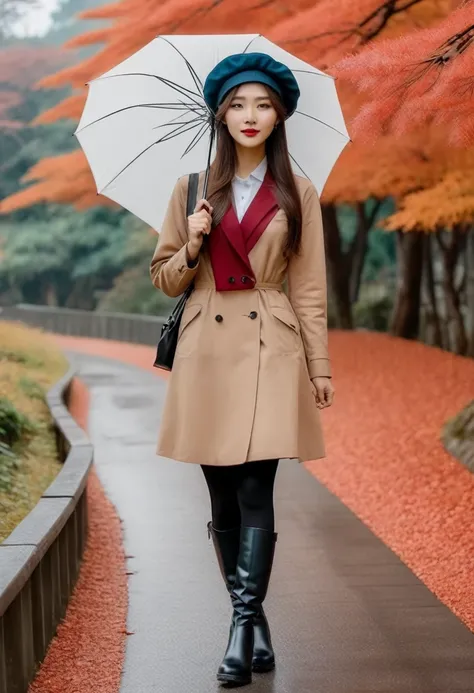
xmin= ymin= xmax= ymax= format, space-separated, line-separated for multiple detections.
xmin=40 ymin=0 xmax=317 ymax=91
xmin=384 ymin=169 xmax=474 ymax=232
xmin=323 ymin=134 xmax=444 ymax=204
xmin=323 ymin=123 xmax=474 ymax=202
xmin=0 ymin=150 xmax=116 ymax=213
xmin=269 ymin=0 xmax=454 ymax=68
xmin=33 ymin=93 xmax=87 ymax=125
xmin=2 ymin=0 xmax=321 ymax=213
xmin=0 ymin=0 xmax=467 ymax=223
xmin=271 ymin=0 xmax=461 ymax=207
xmin=269 ymin=0 xmax=468 ymax=212
xmin=333 ymin=1 xmax=474 ymax=146
xmin=324 ymin=124 xmax=474 ymax=236
xmin=33 ymin=0 xmax=319 ymax=121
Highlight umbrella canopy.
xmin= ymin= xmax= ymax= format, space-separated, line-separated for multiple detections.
xmin=76 ymin=34 xmax=350 ymax=232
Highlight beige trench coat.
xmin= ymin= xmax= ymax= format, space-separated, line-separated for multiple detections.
xmin=150 ymin=171 xmax=331 ymax=466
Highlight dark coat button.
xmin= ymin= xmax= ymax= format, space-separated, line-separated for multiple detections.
xmin=215 ymin=314 xmax=223 ymax=323
xmin=228 ymin=276 xmax=235 ymax=284
xmin=249 ymin=311 xmax=258 ymax=320
xmin=241 ymin=275 xmax=249 ymax=283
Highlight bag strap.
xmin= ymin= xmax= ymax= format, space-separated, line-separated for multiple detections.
xmin=186 ymin=173 xmax=199 ymax=218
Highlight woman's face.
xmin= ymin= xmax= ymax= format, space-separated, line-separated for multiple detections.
xmin=223 ymin=83 xmax=279 ymax=149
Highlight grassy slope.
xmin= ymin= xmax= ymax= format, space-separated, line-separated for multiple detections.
xmin=0 ymin=321 xmax=68 ymax=542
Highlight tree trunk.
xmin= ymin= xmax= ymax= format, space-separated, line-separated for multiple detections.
xmin=322 ymin=203 xmax=353 ymax=329
xmin=65 ymin=277 xmax=96 ymax=310
xmin=350 ymin=200 xmax=381 ymax=304
xmin=436 ymin=228 xmax=467 ymax=355
xmin=44 ymin=282 xmax=58 ymax=307
xmin=390 ymin=230 xmax=424 ymax=339
xmin=421 ymin=233 xmax=443 ymax=348
xmin=321 ymin=200 xmax=382 ymax=329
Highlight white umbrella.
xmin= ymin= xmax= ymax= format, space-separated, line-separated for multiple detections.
xmin=75 ymin=34 xmax=350 ymax=232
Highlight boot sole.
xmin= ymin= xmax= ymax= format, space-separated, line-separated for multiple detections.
xmin=252 ymin=661 xmax=275 ymax=673
xmin=217 ymin=672 xmax=252 ymax=687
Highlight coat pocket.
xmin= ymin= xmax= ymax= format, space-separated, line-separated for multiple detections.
xmin=177 ymin=303 xmax=202 ymax=356
xmin=270 ymin=305 xmax=301 ymax=354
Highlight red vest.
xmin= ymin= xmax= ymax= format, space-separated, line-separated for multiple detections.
xmin=208 ymin=170 xmax=279 ymax=291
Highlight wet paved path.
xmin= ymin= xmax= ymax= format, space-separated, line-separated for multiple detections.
xmin=67 ymin=348 xmax=474 ymax=693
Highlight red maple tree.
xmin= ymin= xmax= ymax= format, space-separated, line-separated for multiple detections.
xmin=333 ymin=0 xmax=474 ymax=145
xmin=2 ymin=0 xmax=471 ymax=344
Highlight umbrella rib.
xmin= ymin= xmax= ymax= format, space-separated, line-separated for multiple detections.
xmin=98 ymin=121 xmax=202 ymax=193
xmin=295 ymin=110 xmax=349 ymax=139
xmin=152 ymin=113 xmax=206 ymax=131
xmin=152 ymin=102 xmax=204 ymax=110
xmin=240 ymin=37 xmax=334 ymax=81
xmin=99 ymin=140 xmax=159 ymax=193
xmin=172 ymin=99 xmax=208 ymax=121
xmin=94 ymin=72 xmax=204 ymax=109
xmin=152 ymin=102 xmax=209 ymax=132
xmin=289 ymin=153 xmax=311 ymax=180
xmin=76 ymin=102 xmax=205 ymax=133
xmin=241 ymin=34 xmax=263 ymax=54
xmin=181 ymin=121 xmax=211 ymax=158
xmin=291 ymin=68 xmax=334 ymax=80
xmin=157 ymin=36 xmax=209 ymax=112
xmin=158 ymin=36 xmax=204 ymax=90
xmin=155 ymin=119 xmax=204 ymax=144
xmin=154 ymin=74 xmax=205 ymax=110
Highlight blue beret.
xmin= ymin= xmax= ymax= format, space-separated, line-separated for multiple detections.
xmin=203 ymin=52 xmax=300 ymax=118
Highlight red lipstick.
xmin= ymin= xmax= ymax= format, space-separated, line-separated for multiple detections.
xmin=241 ymin=129 xmax=260 ymax=137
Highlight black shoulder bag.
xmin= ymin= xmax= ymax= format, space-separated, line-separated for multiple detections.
xmin=153 ymin=173 xmax=200 ymax=371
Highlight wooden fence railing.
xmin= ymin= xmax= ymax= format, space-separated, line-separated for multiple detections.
xmin=0 ymin=303 xmax=165 ymax=347
xmin=0 ymin=363 xmax=93 ymax=693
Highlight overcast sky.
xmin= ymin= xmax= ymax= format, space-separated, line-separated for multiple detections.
xmin=12 ymin=0 xmax=60 ymax=37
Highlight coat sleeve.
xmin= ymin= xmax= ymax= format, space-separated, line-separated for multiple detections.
xmin=149 ymin=176 xmax=200 ymax=297
xmin=287 ymin=182 xmax=332 ymax=379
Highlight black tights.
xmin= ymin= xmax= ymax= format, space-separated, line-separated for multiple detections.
xmin=201 ymin=459 xmax=279 ymax=532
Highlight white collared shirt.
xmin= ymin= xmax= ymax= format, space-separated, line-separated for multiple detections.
xmin=232 ymin=157 xmax=268 ymax=222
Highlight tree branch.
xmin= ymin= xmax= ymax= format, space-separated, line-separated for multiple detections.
xmin=284 ymin=0 xmax=424 ymax=48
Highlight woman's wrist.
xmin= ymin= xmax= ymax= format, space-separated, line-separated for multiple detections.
xmin=186 ymin=241 xmax=200 ymax=267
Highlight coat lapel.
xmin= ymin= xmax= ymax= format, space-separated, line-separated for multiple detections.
xmin=209 ymin=169 xmax=281 ymax=290
xmin=219 ymin=169 xmax=279 ymax=266
xmin=241 ymin=170 xmax=279 ymax=253
xmin=219 ymin=204 xmax=253 ymax=273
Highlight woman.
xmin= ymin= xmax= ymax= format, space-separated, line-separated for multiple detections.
xmin=150 ymin=52 xmax=334 ymax=687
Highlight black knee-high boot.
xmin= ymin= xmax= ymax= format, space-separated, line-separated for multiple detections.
xmin=207 ymin=522 xmax=276 ymax=673
xmin=216 ymin=526 xmax=276 ymax=686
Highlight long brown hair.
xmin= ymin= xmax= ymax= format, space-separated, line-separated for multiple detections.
xmin=206 ymin=85 xmax=303 ymax=257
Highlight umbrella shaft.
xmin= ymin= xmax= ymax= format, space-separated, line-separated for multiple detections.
xmin=203 ymin=122 xmax=216 ymax=200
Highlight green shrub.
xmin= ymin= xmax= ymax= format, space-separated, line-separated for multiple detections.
xmin=0 ymin=398 xmax=36 ymax=492
xmin=97 ymin=265 xmax=178 ymax=315
xmin=0 ymin=397 xmax=35 ymax=446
